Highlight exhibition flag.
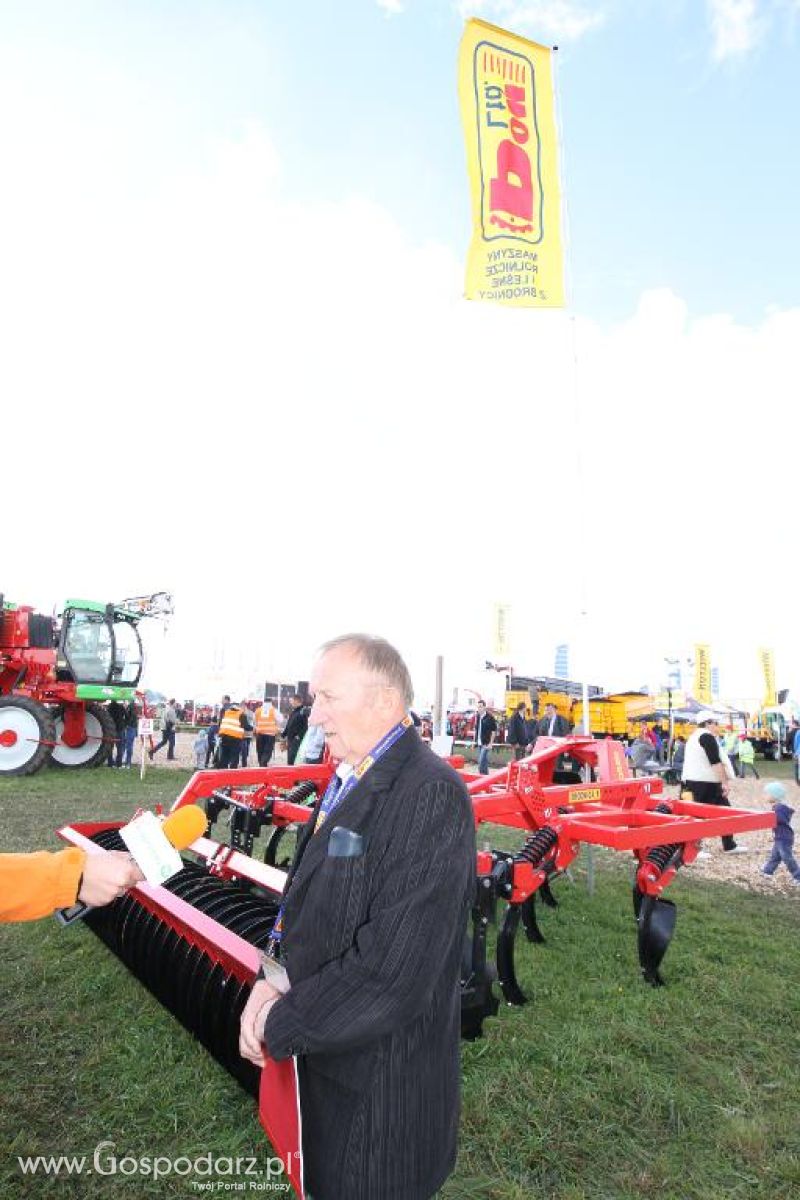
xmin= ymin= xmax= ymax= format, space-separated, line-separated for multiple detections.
xmin=693 ymin=644 xmax=712 ymax=706
xmin=759 ymin=647 xmax=777 ymax=708
xmin=458 ymin=19 xmax=565 ymax=307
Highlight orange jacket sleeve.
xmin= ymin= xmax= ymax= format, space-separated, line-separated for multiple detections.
xmin=0 ymin=847 xmax=86 ymax=922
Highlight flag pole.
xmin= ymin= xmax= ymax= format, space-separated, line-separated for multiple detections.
xmin=552 ymin=44 xmax=594 ymax=893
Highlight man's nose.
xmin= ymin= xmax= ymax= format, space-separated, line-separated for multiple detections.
xmin=309 ymin=698 xmax=323 ymax=724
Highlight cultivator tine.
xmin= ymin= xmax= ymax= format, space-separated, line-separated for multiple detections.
xmin=497 ymin=903 xmax=527 ymax=1006
xmin=539 ymin=878 xmax=558 ymax=908
xmin=461 ymin=869 xmax=502 ymax=1038
xmin=460 ymin=904 xmax=499 ymax=1039
xmin=264 ymin=826 xmax=294 ymax=868
xmin=520 ymin=894 xmax=544 ymax=944
xmin=634 ymin=890 xmax=677 ymax=987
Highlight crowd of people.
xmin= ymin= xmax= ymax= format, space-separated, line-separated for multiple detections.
xmin=474 ymin=702 xmax=799 ymax=883
xmin=475 ymin=701 xmax=800 ymax=781
xmin=192 ymin=693 xmax=323 ymax=770
xmin=100 ymin=692 xmax=331 ymax=772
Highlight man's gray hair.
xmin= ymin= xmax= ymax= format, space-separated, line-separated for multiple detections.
xmin=319 ymin=634 xmax=414 ymax=709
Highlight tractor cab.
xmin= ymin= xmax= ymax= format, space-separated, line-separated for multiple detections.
xmin=57 ymin=599 xmax=144 ymax=687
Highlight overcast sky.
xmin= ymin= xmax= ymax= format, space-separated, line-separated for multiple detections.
xmin=2 ymin=0 xmax=798 ymax=708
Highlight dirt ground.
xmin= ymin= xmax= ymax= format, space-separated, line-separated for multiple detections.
xmin=147 ymin=733 xmax=799 ymax=898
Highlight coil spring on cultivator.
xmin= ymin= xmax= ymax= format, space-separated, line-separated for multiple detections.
xmin=86 ymin=829 xmax=280 ymax=1095
xmin=644 ymin=843 xmax=682 ymax=874
xmin=515 ymin=825 xmax=558 ymax=867
xmin=283 ymin=780 xmax=317 ymax=806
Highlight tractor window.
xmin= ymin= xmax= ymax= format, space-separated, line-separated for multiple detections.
xmin=61 ymin=610 xmax=113 ymax=683
xmin=111 ymin=618 xmax=144 ymax=685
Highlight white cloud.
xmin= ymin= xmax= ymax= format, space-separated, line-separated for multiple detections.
xmin=707 ymin=0 xmax=767 ymax=61
xmin=456 ymin=0 xmax=606 ymax=41
xmin=376 ymin=0 xmax=405 ymax=14
xmin=1 ymin=65 xmax=798 ymax=703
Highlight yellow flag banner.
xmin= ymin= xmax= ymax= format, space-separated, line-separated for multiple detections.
xmin=694 ymin=644 xmax=712 ymax=706
xmin=458 ymin=19 xmax=565 ymax=307
xmin=759 ymin=647 xmax=777 ymax=708
xmin=493 ymin=602 xmax=511 ymax=659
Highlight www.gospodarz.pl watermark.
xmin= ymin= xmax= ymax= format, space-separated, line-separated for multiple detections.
xmin=16 ymin=1140 xmax=295 ymax=1190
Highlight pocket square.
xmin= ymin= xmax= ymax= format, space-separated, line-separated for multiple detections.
xmin=327 ymin=826 xmax=365 ymax=858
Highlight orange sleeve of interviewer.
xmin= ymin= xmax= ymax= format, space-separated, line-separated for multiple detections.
xmin=0 ymin=847 xmax=86 ymax=922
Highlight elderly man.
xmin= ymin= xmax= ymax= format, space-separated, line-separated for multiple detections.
xmin=240 ymin=634 xmax=476 ymax=1200
xmin=681 ymin=711 xmax=747 ymax=853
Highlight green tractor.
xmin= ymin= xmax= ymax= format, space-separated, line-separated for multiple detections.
xmin=0 ymin=592 xmax=172 ymax=776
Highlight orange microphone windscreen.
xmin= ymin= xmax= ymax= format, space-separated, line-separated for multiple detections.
xmin=161 ymin=804 xmax=207 ymax=850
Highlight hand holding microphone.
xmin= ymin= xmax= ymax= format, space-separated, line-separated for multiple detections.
xmin=58 ymin=805 xmax=207 ymax=926
xmin=77 ymin=850 xmax=144 ymax=906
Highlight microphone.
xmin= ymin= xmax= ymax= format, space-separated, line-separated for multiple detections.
xmin=160 ymin=804 xmax=209 ymax=854
xmin=56 ymin=804 xmax=207 ymax=926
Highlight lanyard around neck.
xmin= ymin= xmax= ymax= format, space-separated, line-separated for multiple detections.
xmin=266 ymin=714 xmax=413 ymax=956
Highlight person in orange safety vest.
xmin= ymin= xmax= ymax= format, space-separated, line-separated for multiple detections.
xmin=218 ymin=703 xmax=248 ymax=770
xmin=254 ymin=700 xmax=281 ymax=766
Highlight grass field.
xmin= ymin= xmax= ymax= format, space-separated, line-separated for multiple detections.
xmin=1 ymin=768 xmax=799 ymax=1198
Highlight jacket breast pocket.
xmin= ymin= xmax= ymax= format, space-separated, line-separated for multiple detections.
xmin=327 ymin=826 xmax=365 ymax=858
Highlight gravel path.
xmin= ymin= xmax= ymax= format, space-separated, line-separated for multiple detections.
xmin=659 ymin=774 xmax=800 ymax=898
xmin=141 ymin=730 xmax=291 ymax=771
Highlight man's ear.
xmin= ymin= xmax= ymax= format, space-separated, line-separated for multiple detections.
xmin=374 ymin=684 xmax=401 ymax=717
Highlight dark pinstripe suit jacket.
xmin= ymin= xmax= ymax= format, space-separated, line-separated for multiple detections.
xmin=264 ymin=726 xmax=476 ymax=1200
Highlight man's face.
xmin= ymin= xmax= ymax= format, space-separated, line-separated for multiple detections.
xmin=309 ymin=646 xmax=402 ymax=764
xmin=546 ymin=705 xmax=556 ymax=716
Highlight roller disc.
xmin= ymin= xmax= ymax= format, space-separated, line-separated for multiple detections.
xmin=78 ymin=833 xmax=302 ymax=1098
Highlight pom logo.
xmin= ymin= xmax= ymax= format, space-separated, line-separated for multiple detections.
xmin=473 ymin=42 xmax=543 ymax=244
xmin=459 ymin=19 xmax=564 ymax=306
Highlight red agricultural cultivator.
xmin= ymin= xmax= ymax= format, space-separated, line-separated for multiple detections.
xmin=460 ymin=735 xmax=772 ymax=1033
xmin=56 ymin=736 xmax=772 ymax=1188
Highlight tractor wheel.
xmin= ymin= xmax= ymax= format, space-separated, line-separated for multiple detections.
xmin=51 ymin=702 xmax=117 ymax=769
xmin=0 ymin=696 xmax=55 ymax=776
